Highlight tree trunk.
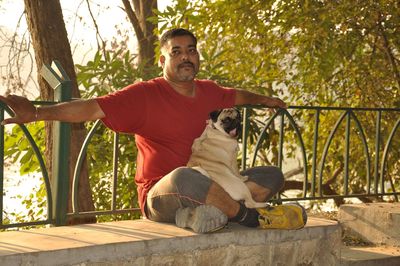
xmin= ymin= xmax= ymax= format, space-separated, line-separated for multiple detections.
xmin=121 ymin=0 xmax=157 ymax=69
xmin=24 ymin=0 xmax=95 ymax=224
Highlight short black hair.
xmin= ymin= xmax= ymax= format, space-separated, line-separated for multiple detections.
xmin=159 ymin=28 xmax=197 ymax=49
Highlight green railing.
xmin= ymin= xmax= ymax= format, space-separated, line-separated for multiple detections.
xmin=243 ymin=106 xmax=400 ymax=202
xmin=1 ymin=61 xmax=399 ymax=229
xmin=0 ymin=102 xmax=54 ymax=229
xmin=0 ymin=61 xmax=71 ymax=228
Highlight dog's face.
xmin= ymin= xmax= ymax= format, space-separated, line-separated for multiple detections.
xmin=209 ymin=108 xmax=242 ymax=138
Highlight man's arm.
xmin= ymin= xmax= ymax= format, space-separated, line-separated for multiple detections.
xmin=234 ymin=89 xmax=287 ymax=109
xmin=0 ymin=95 xmax=105 ymax=125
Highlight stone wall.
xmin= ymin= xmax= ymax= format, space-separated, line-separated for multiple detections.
xmin=0 ymin=218 xmax=340 ymax=266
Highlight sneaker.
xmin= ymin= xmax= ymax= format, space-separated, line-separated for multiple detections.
xmin=175 ymin=205 xmax=228 ymax=233
xmin=257 ymin=203 xmax=307 ymax=230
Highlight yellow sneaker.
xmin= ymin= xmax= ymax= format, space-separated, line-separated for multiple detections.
xmin=257 ymin=203 xmax=307 ymax=230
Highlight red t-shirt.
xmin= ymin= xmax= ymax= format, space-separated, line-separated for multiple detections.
xmin=96 ymin=77 xmax=236 ymax=214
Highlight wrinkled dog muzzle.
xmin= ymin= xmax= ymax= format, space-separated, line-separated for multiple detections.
xmin=210 ymin=108 xmax=242 ymax=138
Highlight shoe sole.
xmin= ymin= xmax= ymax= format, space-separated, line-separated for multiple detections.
xmin=175 ymin=205 xmax=228 ymax=233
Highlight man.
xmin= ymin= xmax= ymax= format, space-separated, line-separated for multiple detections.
xmin=0 ymin=28 xmax=305 ymax=233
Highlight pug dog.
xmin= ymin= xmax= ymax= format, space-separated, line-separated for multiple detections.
xmin=187 ymin=108 xmax=267 ymax=208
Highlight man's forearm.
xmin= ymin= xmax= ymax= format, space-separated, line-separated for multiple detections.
xmin=0 ymin=94 xmax=104 ymax=125
xmin=234 ymin=89 xmax=287 ymax=108
xmin=36 ymin=99 xmax=105 ymax=123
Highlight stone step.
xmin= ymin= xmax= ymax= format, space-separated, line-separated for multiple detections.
xmin=338 ymin=203 xmax=400 ymax=247
xmin=340 ymin=245 xmax=400 ymax=266
xmin=0 ymin=217 xmax=340 ymax=265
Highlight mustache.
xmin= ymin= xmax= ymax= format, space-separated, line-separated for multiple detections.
xmin=178 ymin=61 xmax=195 ymax=68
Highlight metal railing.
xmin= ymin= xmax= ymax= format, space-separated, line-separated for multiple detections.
xmin=0 ymin=61 xmax=71 ymax=229
xmin=68 ymin=107 xmax=400 ymax=219
xmin=1 ymin=61 xmax=399 ymax=229
xmin=242 ymin=106 xmax=400 ymax=202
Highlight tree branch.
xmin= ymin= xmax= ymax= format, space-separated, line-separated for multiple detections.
xmin=377 ymin=12 xmax=400 ymax=89
xmin=281 ymin=165 xmax=350 ymax=206
xmin=121 ymin=0 xmax=144 ymax=44
xmin=325 ymin=164 xmax=343 ymax=186
xmin=284 ymin=167 xmax=303 ymax=179
xmin=0 ymin=10 xmax=36 ymax=97
xmin=85 ymin=0 xmax=106 ymax=57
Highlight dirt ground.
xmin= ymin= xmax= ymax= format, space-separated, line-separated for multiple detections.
xmin=307 ymin=210 xmax=372 ymax=246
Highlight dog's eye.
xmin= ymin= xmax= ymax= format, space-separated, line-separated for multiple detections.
xmin=223 ymin=117 xmax=232 ymax=123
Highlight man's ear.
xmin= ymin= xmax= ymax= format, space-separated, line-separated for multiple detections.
xmin=159 ymin=55 xmax=165 ymax=68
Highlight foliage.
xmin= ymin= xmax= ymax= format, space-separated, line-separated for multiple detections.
xmin=76 ymin=49 xmax=161 ymax=96
xmin=3 ymin=121 xmax=48 ymax=224
xmin=156 ymin=0 xmax=399 ymax=104
xmin=4 ymin=122 xmax=45 ymax=175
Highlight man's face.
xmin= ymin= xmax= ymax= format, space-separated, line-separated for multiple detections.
xmin=160 ymin=35 xmax=200 ymax=82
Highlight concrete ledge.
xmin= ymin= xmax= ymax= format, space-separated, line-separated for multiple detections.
xmin=0 ymin=217 xmax=340 ymax=266
xmin=339 ymin=203 xmax=400 ymax=246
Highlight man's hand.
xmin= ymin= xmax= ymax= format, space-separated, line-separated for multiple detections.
xmin=266 ymin=97 xmax=287 ymax=109
xmin=0 ymin=95 xmax=36 ymax=125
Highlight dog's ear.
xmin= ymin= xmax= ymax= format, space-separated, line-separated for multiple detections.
xmin=234 ymin=108 xmax=241 ymax=120
xmin=234 ymin=108 xmax=242 ymax=137
xmin=209 ymin=110 xmax=222 ymax=122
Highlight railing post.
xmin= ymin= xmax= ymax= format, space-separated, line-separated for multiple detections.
xmin=241 ymin=107 xmax=250 ymax=171
xmin=374 ymin=111 xmax=381 ymax=194
xmin=40 ymin=60 xmax=71 ymax=226
xmin=344 ymin=111 xmax=351 ymax=196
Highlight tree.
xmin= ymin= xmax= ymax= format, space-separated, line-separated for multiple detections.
xmin=2 ymin=0 xmax=163 ymax=225
xmin=23 ymin=0 xmax=94 ymax=223
xmin=121 ymin=0 xmax=158 ymax=68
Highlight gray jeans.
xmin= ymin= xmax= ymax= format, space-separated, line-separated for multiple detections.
xmin=144 ymin=166 xmax=284 ymax=223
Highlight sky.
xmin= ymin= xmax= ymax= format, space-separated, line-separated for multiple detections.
xmin=0 ymin=0 xmax=173 ymax=97
xmin=0 ymin=0 xmax=173 ymax=47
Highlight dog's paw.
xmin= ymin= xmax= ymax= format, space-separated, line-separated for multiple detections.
xmin=244 ymin=201 xmax=268 ymax=209
xmin=192 ymin=166 xmax=210 ymax=177
xmin=240 ymin=175 xmax=249 ymax=182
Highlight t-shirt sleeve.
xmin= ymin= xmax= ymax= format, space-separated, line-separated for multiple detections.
xmin=95 ymin=83 xmax=146 ymax=133
xmin=201 ymin=80 xmax=236 ymax=109
xmin=219 ymin=85 xmax=236 ymax=107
